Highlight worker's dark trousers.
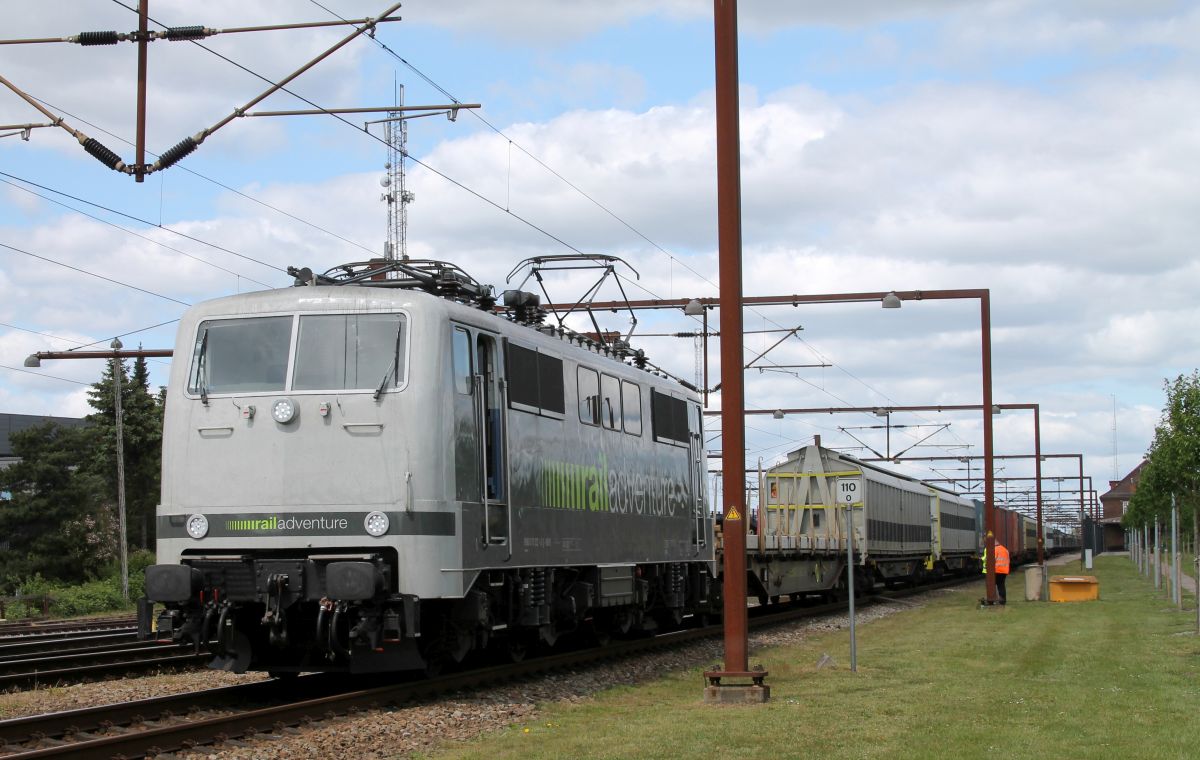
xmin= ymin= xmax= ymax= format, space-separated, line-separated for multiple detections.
xmin=996 ymin=572 xmax=1007 ymax=604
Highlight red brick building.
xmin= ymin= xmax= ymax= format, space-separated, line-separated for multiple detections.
xmin=1098 ymin=460 xmax=1148 ymax=551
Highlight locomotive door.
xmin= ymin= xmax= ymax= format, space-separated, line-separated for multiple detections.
xmin=451 ymin=324 xmax=509 ymax=548
xmin=687 ymin=400 xmax=708 ymax=552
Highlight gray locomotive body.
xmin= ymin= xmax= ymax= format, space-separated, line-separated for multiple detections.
xmin=143 ymin=270 xmax=714 ymax=674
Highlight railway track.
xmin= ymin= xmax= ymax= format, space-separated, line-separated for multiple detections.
xmin=0 ymin=632 xmax=140 ymax=660
xmin=0 ymin=577 xmax=973 ymax=758
xmin=0 ymin=641 xmax=207 ymax=691
xmin=0 ymin=617 xmax=137 ymax=640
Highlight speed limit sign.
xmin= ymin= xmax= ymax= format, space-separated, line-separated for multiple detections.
xmin=836 ymin=477 xmax=862 ymax=505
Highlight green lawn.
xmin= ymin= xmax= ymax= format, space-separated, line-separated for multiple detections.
xmin=426 ymin=556 xmax=1200 ymax=760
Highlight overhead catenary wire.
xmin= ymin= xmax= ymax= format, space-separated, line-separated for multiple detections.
xmin=0 ymin=318 xmax=180 ymax=358
xmin=0 ymin=176 xmax=272 ymax=288
xmin=0 ymin=170 xmax=286 ymax=275
xmin=0 ymin=364 xmax=92 ymax=386
xmin=0 ymin=239 xmax=191 ymax=307
xmin=0 ymin=14 xmax=402 ymax=46
xmin=15 ymin=94 xmax=379 ymax=258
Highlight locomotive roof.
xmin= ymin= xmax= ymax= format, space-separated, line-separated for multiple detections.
xmin=178 ymin=283 xmax=692 ymax=392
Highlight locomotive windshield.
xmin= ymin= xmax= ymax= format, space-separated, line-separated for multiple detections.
xmin=189 ymin=316 xmax=291 ymax=394
xmin=187 ymin=313 xmax=407 ymax=395
xmin=293 ymin=313 xmax=406 ymax=391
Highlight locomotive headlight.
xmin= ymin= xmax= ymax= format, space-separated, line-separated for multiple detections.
xmin=185 ymin=513 xmax=209 ymax=539
xmin=364 ymin=511 xmax=390 ymax=537
xmin=271 ymin=397 xmax=297 ymax=424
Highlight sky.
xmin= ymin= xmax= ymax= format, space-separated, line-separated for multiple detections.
xmin=2 ymin=1 xmax=1198 ymax=526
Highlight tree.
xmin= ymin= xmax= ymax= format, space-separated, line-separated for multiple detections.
xmin=1125 ymin=371 xmax=1200 ymax=534
xmin=0 ymin=423 xmax=111 ymax=589
xmin=85 ymin=354 xmax=165 ymax=550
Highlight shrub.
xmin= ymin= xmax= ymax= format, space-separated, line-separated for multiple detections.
xmin=0 ymin=558 xmax=155 ymax=619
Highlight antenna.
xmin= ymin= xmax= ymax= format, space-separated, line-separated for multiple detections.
xmin=380 ymin=82 xmax=416 ymax=261
xmin=367 ymin=83 xmax=474 ymax=260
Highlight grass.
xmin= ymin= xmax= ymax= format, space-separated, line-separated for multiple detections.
xmin=425 ymin=556 xmax=1200 ymax=760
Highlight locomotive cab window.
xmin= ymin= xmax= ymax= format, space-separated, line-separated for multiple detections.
xmin=621 ymin=380 xmax=642 ymax=436
xmin=452 ymin=327 xmax=473 ymax=395
xmin=577 ymin=366 xmax=600 ymax=425
xmin=188 ymin=316 xmax=291 ymax=395
xmin=293 ymin=313 xmax=406 ymax=391
xmin=600 ymin=374 xmax=620 ymax=430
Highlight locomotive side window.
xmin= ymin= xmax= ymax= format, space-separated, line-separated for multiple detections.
xmin=538 ymin=352 xmax=565 ymax=415
xmin=621 ymin=380 xmax=642 ymax=436
xmin=600 ymin=374 xmax=620 ymax=430
xmin=452 ymin=327 xmax=473 ymax=395
xmin=188 ymin=316 xmax=291 ymax=395
xmin=507 ymin=343 xmax=539 ymax=408
xmin=577 ymin=366 xmax=600 ymax=426
xmin=504 ymin=342 xmax=564 ymax=417
xmin=650 ymin=389 xmax=688 ymax=445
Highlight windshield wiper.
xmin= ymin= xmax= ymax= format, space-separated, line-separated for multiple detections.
xmin=374 ymin=319 xmax=404 ymax=401
xmin=197 ymin=328 xmax=210 ymax=406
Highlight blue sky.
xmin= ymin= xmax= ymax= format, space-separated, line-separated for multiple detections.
xmin=3 ymin=1 xmax=1199 ymax=516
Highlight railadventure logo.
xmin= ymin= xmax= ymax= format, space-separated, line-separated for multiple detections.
xmin=225 ymin=515 xmax=351 ymax=533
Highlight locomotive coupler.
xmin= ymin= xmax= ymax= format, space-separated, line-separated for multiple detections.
xmin=154 ymin=606 xmax=183 ymax=641
xmin=197 ymin=602 xmax=218 ymax=654
xmin=262 ymin=573 xmax=290 ymax=647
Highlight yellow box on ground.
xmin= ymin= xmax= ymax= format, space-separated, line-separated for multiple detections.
xmin=1049 ymin=575 xmax=1100 ymax=602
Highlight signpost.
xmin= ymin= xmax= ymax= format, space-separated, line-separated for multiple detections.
xmin=837 ymin=476 xmax=861 ymax=671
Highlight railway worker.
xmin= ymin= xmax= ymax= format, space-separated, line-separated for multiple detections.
xmin=981 ymin=532 xmax=1012 ymax=605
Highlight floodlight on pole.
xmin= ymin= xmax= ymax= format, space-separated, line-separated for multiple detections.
xmin=881 ymin=291 xmax=902 ymax=309
xmin=772 ymin=409 xmax=785 ymax=419
xmin=23 ymin=353 xmax=40 ymax=367
xmin=684 ymin=298 xmax=705 ymax=316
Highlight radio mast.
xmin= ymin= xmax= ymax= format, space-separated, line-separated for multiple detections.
xmin=380 ymin=84 xmax=415 ymax=261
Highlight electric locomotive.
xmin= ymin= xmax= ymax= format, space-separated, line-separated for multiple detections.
xmin=141 ymin=259 xmax=716 ymax=674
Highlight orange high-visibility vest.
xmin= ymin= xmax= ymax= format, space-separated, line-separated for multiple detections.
xmin=981 ymin=544 xmax=1011 ymax=575
xmin=984 ymin=542 xmax=1012 ymax=571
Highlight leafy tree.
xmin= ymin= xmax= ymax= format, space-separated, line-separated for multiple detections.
xmin=1125 ymin=371 xmax=1200 ymax=534
xmin=85 ymin=354 xmax=165 ymax=550
xmin=0 ymin=422 xmax=112 ymax=590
